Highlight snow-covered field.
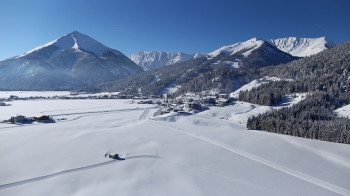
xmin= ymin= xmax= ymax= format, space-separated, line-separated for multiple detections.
xmin=0 ymin=91 xmax=120 ymax=99
xmin=1 ymin=98 xmax=350 ymax=196
xmin=0 ymin=91 xmax=70 ymax=99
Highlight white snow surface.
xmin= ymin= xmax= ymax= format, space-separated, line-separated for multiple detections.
xmin=0 ymin=91 xmax=120 ymax=99
xmin=17 ymin=31 xmax=121 ymax=59
xmin=0 ymin=91 xmax=70 ymax=99
xmin=210 ymin=38 xmax=264 ymax=58
xmin=130 ymin=51 xmax=205 ymax=71
xmin=268 ymin=37 xmax=335 ymax=57
xmin=1 ymin=98 xmax=350 ymax=196
xmin=334 ymin=104 xmax=350 ymax=118
xmin=230 ymin=76 xmax=292 ymax=98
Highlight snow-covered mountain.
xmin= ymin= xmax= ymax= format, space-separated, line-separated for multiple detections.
xmin=0 ymin=31 xmax=143 ymax=90
xmin=267 ymin=37 xmax=335 ymax=57
xmin=209 ymin=38 xmax=265 ymax=58
xmin=208 ymin=38 xmax=296 ymax=69
xmin=91 ymin=38 xmax=297 ymax=95
xmin=130 ymin=51 xmax=205 ymax=71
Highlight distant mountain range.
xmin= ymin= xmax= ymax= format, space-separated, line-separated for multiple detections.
xmin=130 ymin=51 xmax=205 ymax=71
xmin=131 ymin=37 xmax=335 ymax=71
xmin=0 ymin=31 xmax=143 ymax=90
xmin=87 ymin=38 xmax=299 ymax=95
xmin=0 ymin=33 xmax=336 ymax=91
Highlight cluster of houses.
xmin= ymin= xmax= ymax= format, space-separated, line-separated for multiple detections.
xmin=136 ymin=93 xmax=234 ymax=116
xmin=2 ymin=115 xmax=53 ymax=124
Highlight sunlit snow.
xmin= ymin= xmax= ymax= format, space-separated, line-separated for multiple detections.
xmin=0 ymin=94 xmax=349 ymax=196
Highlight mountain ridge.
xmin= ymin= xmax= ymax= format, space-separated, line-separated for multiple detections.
xmin=0 ymin=31 xmax=143 ymax=90
xmin=267 ymin=37 xmax=335 ymax=57
xmin=130 ymin=51 xmax=205 ymax=71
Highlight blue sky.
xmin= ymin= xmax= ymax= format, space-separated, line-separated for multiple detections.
xmin=0 ymin=0 xmax=349 ymax=60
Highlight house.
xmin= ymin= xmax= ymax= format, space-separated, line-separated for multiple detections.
xmin=9 ymin=95 xmax=19 ymax=100
xmin=173 ymin=106 xmax=184 ymax=113
xmin=138 ymin=100 xmax=153 ymax=104
xmin=187 ymin=102 xmax=202 ymax=111
xmin=34 ymin=115 xmax=51 ymax=122
xmin=219 ymin=94 xmax=229 ymax=99
xmin=109 ymin=153 xmax=120 ymax=159
xmin=10 ymin=115 xmax=26 ymax=123
xmin=201 ymin=97 xmax=216 ymax=105
xmin=216 ymin=99 xmax=232 ymax=107
xmin=70 ymin=91 xmax=79 ymax=96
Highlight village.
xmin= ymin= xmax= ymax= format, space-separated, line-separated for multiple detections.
xmin=0 ymin=91 xmax=234 ymax=124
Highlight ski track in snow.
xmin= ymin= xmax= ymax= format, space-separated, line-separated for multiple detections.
xmin=0 ymin=155 xmax=160 ymax=190
xmin=139 ymin=108 xmax=150 ymax=120
xmin=0 ymin=107 xmax=156 ymax=131
xmin=155 ymin=122 xmax=350 ymax=196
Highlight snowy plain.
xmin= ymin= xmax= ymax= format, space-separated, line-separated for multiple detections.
xmin=0 ymin=97 xmax=350 ymax=196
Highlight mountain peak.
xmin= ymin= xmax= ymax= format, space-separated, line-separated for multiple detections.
xmin=267 ymin=37 xmax=335 ymax=57
xmin=209 ymin=38 xmax=265 ymax=58
xmin=1 ymin=31 xmax=143 ymax=90
xmin=17 ymin=31 xmax=122 ymax=59
xmin=70 ymin=30 xmax=81 ymax=35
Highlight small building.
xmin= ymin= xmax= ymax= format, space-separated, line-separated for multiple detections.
xmin=9 ymin=95 xmax=19 ymax=100
xmin=70 ymin=91 xmax=79 ymax=96
xmin=201 ymin=97 xmax=216 ymax=105
xmin=187 ymin=102 xmax=202 ymax=111
xmin=34 ymin=115 xmax=51 ymax=122
xmin=216 ymin=99 xmax=232 ymax=107
xmin=108 ymin=153 xmax=120 ymax=159
xmin=0 ymin=102 xmax=6 ymax=106
xmin=219 ymin=94 xmax=229 ymax=99
xmin=138 ymin=100 xmax=153 ymax=104
xmin=10 ymin=115 xmax=26 ymax=123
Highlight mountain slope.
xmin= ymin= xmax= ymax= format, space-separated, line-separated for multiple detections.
xmin=238 ymin=41 xmax=350 ymax=143
xmin=130 ymin=51 xmax=205 ymax=71
xmin=0 ymin=31 xmax=143 ymax=90
xmin=267 ymin=37 xmax=335 ymax=57
xmin=87 ymin=38 xmax=297 ymax=96
xmin=209 ymin=38 xmax=265 ymax=57
xmin=207 ymin=38 xmax=296 ymax=69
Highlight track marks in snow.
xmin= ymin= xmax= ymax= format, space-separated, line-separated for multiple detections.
xmin=0 ymin=155 xmax=160 ymax=190
xmin=0 ymin=107 xmax=155 ymax=131
xmin=156 ymin=122 xmax=350 ymax=196
xmin=139 ymin=108 xmax=150 ymax=120
xmin=0 ymin=160 xmax=120 ymax=190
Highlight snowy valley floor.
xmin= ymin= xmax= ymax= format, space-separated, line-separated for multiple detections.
xmin=0 ymin=99 xmax=350 ymax=196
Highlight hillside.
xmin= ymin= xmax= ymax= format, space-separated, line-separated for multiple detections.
xmin=0 ymin=31 xmax=143 ymax=90
xmin=238 ymin=42 xmax=350 ymax=143
xmin=87 ymin=38 xmax=297 ymax=95
xmin=268 ymin=37 xmax=335 ymax=57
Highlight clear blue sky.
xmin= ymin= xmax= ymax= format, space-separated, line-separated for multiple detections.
xmin=1 ymin=0 xmax=349 ymax=60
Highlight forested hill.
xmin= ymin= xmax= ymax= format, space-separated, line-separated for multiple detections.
xmin=239 ymin=42 xmax=350 ymax=144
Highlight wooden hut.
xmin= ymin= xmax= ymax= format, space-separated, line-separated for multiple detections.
xmin=108 ymin=153 xmax=120 ymax=159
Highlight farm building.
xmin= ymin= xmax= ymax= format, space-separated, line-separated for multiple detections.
xmin=34 ymin=115 xmax=52 ymax=122
xmin=10 ymin=115 xmax=27 ymax=123
xmin=108 ymin=153 xmax=120 ymax=159
xmin=186 ymin=102 xmax=202 ymax=111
